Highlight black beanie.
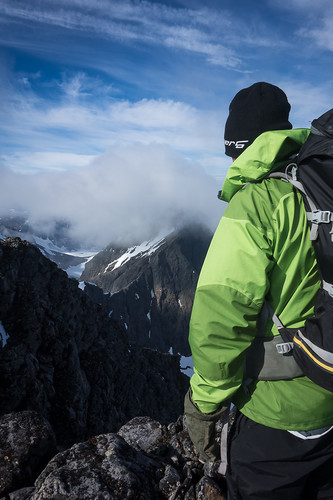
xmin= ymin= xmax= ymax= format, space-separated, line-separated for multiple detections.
xmin=224 ymin=82 xmax=292 ymax=158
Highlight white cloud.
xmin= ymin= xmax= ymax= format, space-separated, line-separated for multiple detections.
xmin=279 ymin=80 xmax=333 ymax=128
xmin=1 ymin=152 xmax=96 ymax=172
xmin=300 ymin=15 xmax=333 ymax=52
xmin=0 ymin=144 xmax=223 ymax=248
xmin=0 ymin=71 xmax=225 ymax=174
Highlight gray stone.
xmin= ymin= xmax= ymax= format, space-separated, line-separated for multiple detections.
xmin=31 ymin=433 xmax=162 ymax=500
xmin=158 ymin=464 xmax=181 ymax=496
xmin=8 ymin=487 xmax=36 ymax=500
xmin=0 ymin=411 xmax=56 ymax=497
xmin=118 ymin=416 xmax=166 ymax=453
xmin=196 ymin=476 xmax=227 ymax=500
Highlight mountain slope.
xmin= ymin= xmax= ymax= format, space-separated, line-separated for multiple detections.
xmin=80 ymin=224 xmax=213 ymax=356
xmin=0 ymin=237 xmax=189 ymax=448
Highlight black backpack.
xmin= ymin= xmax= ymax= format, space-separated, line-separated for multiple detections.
xmin=269 ymin=109 xmax=333 ymax=392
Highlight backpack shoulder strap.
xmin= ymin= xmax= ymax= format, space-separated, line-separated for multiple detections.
xmin=268 ymin=164 xmax=333 ymax=241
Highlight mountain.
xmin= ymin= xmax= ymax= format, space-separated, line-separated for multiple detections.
xmin=0 ymin=213 xmax=95 ymax=278
xmin=80 ymin=224 xmax=213 ymax=356
xmin=0 ymin=237 xmax=189 ymax=450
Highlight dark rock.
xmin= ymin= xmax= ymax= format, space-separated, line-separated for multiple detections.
xmin=28 ymin=416 xmax=228 ymax=500
xmin=118 ymin=416 xmax=166 ymax=454
xmin=159 ymin=464 xmax=181 ymax=497
xmin=0 ymin=238 xmax=189 ymax=451
xmin=196 ymin=476 xmax=227 ymax=500
xmin=31 ymin=433 xmax=163 ymax=499
xmin=81 ymin=224 xmax=212 ymax=356
xmin=0 ymin=411 xmax=56 ymax=497
xmin=7 ymin=487 xmax=36 ymax=500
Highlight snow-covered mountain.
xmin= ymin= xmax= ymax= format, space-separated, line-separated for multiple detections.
xmin=80 ymin=224 xmax=213 ymax=357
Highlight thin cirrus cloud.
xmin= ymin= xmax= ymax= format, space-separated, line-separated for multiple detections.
xmin=271 ymin=0 xmax=333 ymax=51
xmin=0 ymin=0 xmax=271 ymax=70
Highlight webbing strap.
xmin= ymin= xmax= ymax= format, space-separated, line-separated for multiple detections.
xmin=297 ymin=330 xmax=333 ymax=365
xmin=266 ymin=301 xmax=285 ymax=330
xmin=306 ymin=211 xmax=333 ymax=240
xmin=287 ymin=178 xmax=318 ymax=213
xmin=268 ymin=171 xmax=316 ymax=211
xmin=218 ymin=405 xmax=230 ymax=476
xmin=323 ymin=280 xmax=333 ymax=297
xmin=268 ymin=170 xmax=331 ymax=241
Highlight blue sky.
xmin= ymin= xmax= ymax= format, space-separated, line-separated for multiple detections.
xmin=0 ymin=0 xmax=332 ymax=247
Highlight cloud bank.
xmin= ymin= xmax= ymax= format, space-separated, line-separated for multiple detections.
xmin=0 ymin=144 xmax=224 ymax=249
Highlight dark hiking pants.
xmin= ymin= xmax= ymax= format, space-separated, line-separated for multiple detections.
xmin=226 ymin=412 xmax=333 ymax=500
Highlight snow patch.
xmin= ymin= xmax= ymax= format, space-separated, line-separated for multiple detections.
xmin=147 ymin=311 xmax=151 ymax=321
xmin=78 ymin=281 xmax=99 ymax=290
xmin=104 ymin=231 xmax=169 ymax=273
xmin=0 ymin=321 xmax=10 ymax=348
xmin=180 ymin=355 xmax=194 ymax=378
xmin=135 ymin=293 xmax=140 ymax=300
xmin=33 ymin=236 xmax=97 ymax=278
xmin=65 ymin=253 xmax=96 ymax=278
xmin=178 ymin=298 xmax=182 ymax=308
xmin=150 ymin=289 xmax=155 ymax=298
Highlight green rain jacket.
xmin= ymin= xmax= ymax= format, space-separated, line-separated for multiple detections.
xmin=189 ymin=128 xmax=333 ymax=431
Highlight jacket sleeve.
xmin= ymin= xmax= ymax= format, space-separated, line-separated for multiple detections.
xmin=189 ymin=186 xmax=275 ymax=413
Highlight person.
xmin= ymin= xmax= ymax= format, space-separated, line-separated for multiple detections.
xmin=184 ymin=82 xmax=333 ymax=499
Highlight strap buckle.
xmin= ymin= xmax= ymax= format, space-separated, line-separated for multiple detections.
xmin=276 ymin=342 xmax=293 ymax=354
xmin=311 ymin=210 xmax=331 ymax=223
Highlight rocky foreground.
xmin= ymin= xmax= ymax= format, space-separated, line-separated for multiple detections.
xmin=0 ymin=238 xmax=228 ymax=498
xmin=0 ymin=411 xmax=228 ymax=499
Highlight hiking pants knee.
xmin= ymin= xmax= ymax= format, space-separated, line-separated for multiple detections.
xmin=226 ymin=412 xmax=333 ymax=500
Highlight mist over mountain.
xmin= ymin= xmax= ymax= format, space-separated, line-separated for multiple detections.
xmin=0 ymin=143 xmax=223 ymax=250
xmin=0 ymin=174 xmax=226 ymax=497
xmin=0 ymin=213 xmax=94 ymax=277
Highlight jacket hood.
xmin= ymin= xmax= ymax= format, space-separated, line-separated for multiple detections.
xmin=220 ymin=128 xmax=310 ymax=202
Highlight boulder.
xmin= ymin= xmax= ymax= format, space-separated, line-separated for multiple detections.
xmin=0 ymin=411 xmax=56 ymax=497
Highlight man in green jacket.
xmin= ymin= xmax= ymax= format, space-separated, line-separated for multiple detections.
xmin=185 ymin=82 xmax=333 ymax=499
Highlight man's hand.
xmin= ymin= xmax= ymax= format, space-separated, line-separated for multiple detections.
xmin=184 ymin=388 xmax=228 ymax=462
